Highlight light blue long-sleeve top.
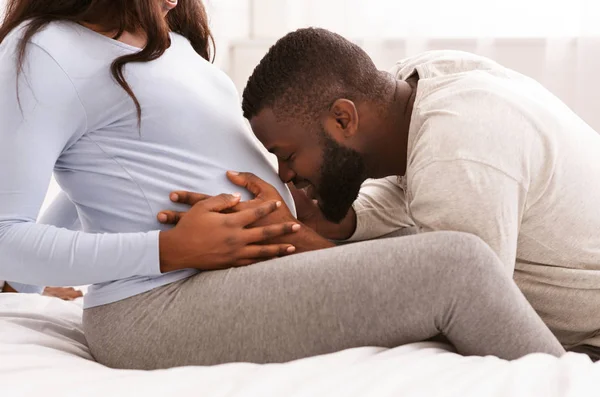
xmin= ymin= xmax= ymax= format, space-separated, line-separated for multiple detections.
xmin=0 ymin=21 xmax=293 ymax=308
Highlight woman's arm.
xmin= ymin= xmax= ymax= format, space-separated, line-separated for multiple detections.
xmin=0 ymin=39 xmax=300 ymax=287
xmin=0 ymin=41 xmax=162 ymax=286
xmin=4 ymin=192 xmax=82 ymax=293
xmin=38 ymin=190 xmax=82 ymax=230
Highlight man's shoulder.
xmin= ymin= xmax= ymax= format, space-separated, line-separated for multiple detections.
xmin=389 ymin=50 xmax=503 ymax=80
xmin=407 ymin=74 xmax=534 ymax=180
xmin=415 ymin=72 xmax=525 ymax=131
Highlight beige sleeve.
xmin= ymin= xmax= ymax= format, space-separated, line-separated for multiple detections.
xmin=347 ymin=177 xmax=415 ymax=242
xmin=408 ymin=160 xmax=526 ymax=275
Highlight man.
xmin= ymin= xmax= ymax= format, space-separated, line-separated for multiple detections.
xmin=240 ymin=28 xmax=600 ymax=359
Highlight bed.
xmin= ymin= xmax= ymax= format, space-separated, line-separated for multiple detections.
xmin=1 ymin=293 xmax=599 ymax=397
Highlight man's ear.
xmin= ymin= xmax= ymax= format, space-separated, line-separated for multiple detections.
xmin=324 ymin=99 xmax=359 ymax=142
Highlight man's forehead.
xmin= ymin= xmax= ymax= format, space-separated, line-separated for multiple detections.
xmin=250 ymin=108 xmax=296 ymax=143
xmin=250 ymin=109 xmax=278 ymax=137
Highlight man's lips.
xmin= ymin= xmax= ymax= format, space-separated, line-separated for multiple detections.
xmin=293 ymin=180 xmax=318 ymax=200
xmin=293 ymin=180 xmax=311 ymax=190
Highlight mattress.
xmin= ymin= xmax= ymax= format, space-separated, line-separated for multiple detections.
xmin=1 ymin=293 xmax=599 ymax=397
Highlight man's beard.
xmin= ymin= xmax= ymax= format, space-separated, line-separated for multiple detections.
xmin=316 ymin=130 xmax=367 ymax=223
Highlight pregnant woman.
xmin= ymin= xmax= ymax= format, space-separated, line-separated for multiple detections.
xmin=0 ymin=0 xmax=564 ymax=369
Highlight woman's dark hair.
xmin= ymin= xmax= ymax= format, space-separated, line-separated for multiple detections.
xmin=0 ymin=0 xmax=215 ymax=122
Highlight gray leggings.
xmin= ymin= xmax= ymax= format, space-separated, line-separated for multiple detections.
xmin=83 ymin=232 xmax=565 ymax=370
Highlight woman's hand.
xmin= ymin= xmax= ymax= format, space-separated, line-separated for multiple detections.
xmin=159 ymin=172 xmax=336 ymax=255
xmin=43 ymin=287 xmax=84 ymax=301
xmin=158 ymin=192 xmax=301 ymax=273
xmin=159 ymin=172 xmax=298 ymax=229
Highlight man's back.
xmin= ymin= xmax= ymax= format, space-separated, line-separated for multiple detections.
xmin=392 ymin=51 xmax=600 ymax=348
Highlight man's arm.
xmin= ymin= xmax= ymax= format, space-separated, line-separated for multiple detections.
xmin=408 ymin=159 xmax=526 ymax=274
xmin=277 ymin=225 xmax=335 ymax=253
xmin=292 ymin=177 xmax=414 ymax=241
xmin=347 ymin=177 xmax=414 ymax=241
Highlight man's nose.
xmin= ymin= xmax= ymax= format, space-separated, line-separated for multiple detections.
xmin=278 ymin=160 xmax=296 ymax=184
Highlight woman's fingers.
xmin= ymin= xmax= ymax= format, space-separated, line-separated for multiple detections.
xmin=201 ymin=193 xmax=242 ymax=212
xmin=232 ymin=200 xmax=281 ymax=226
xmin=231 ymin=258 xmax=257 ymax=267
xmin=157 ymin=210 xmax=186 ymax=224
xmin=239 ymin=244 xmax=296 ymax=260
xmin=228 ymin=198 xmax=260 ymax=212
xmin=244 ymin=222 xmax=301 ymax=243
xmin=169 ymin=191 xmax=212 ymax=206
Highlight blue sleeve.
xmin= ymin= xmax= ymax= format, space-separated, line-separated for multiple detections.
xmin=5 ymin=191 xmax=82 ymax=294
xmin=38 ymin=191 xmax=82 ymax=231
xmin=7 ymin=282 xmax=45 ymax=294
xmin=0 ymin=39 xmax=161 ymax=287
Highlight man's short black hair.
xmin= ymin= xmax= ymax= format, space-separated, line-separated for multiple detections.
xmin=242 ymin=27 xmax=386 ymax=124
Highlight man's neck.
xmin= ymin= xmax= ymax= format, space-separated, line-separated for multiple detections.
xmin=363 ymin=74 xmax=418 ymax=178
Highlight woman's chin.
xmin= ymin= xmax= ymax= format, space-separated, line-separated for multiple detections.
xmin=163 ymin=0 xmax=178 ymax=16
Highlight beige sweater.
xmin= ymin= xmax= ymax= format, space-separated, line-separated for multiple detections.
xmin=350 ymin=51 xmax=600 ymax=348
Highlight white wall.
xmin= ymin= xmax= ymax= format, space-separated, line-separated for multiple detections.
xmin=2 ymin=0 xmax=599 ymax=211
xmin=228 ymin=37 xmax=600 ymax=131
xmin=208 ymin=0 xmax=600 ymax=132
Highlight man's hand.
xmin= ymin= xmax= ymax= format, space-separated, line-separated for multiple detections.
xmin=226 ymin=171 xmax=298 ymax=226
xmin=288 ymin=184 xmax=357 ymax=241
xmin=158 ymin=172 xmax=335 ymax=253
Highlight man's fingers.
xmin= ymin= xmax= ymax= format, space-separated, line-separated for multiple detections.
xmin=227 ymin=171 xmax=271 ymax=197
xmin=233 ymin=200 xmax=281 ymax=225
xmin=157 ymin=210 xmax=186 ymax=224
xmin=170 ymin=191 xmax=212 ymax=206
xmin=244 ymin=222 xmax=301 ymax=243
xmin=202 ymin=193 xmax=242 ymax=212
xmin=239 ymin=244 xmax=296 ymax=260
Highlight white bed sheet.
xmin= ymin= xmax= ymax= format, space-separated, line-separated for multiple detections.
xmin=1 ymin=293 xmax=599 ymax=397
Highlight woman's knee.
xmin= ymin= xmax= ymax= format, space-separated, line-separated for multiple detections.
xmin=437 ymin=232 xmax=508 ymax=287
xmin=405 ymin=231 xmax=504 ymax=282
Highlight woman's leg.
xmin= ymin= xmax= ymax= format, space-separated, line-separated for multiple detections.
xmin=84 ymin=232 xmax=564 ymax=370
